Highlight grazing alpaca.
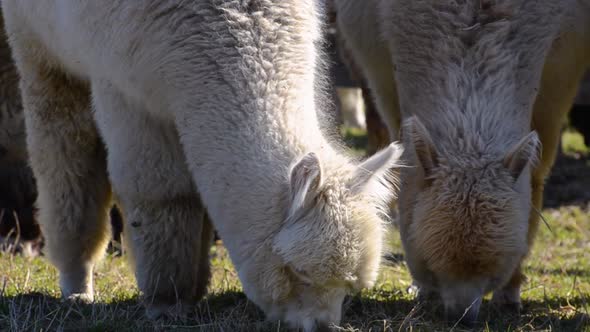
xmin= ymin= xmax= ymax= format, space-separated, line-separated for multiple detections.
xmin=2 ymin=0 xmax=403 ymax=329
xmin=334 ymin=0 xmax=590 ymax=324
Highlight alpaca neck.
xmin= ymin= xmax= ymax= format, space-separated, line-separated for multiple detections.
xmin=390 ymin=1 xmax=565 ymax=153
xmin=182 ymin=1 xmax=345 ymax=267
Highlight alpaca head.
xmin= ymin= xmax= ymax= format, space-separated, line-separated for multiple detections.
xmin=241 ymin=142 xmax=402 ymax=331
xmin=399 ymin=116 xmax=540 ymax=324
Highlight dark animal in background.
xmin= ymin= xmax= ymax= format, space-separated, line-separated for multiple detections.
xmin=569 ymin=72 xmax=590 ymax=147
xmin=0 ymin=9 xmax=42 ymax=255
xmin=106 ymin=205 xmax=124 ymax=256
xmin=0 ymin=158 xmax=42 ymax=255
xmin=569 ymin=105 xmax=590 ymax=147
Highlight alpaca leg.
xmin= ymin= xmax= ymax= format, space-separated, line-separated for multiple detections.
xmin=491 ymin=268 xmax=524 ymax=310
xmin=195 ymin=214 xmax=214 ymax=299
xmin=362 ymin=83 xmax=390 ymax=155
xmin=334 ymin=0 xmax=401 ymax=139
xmin=14 ymin=63 xmax=111 ymax=301
xmin=91 ymin=82 xmax=208 ymax=317
xmin=107 ymin=205 xmax=124 ymax=256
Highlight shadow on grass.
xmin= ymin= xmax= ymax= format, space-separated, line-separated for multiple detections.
xmin=2 ymin=290 xmax=588 ymax=331
xmin=0 ymin=291 xmax=274 ymax=331
xmin=341 ymin=292 xmax=590 ymax=332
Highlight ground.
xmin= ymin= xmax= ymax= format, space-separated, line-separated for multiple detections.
xmin=1 ymin=129 xmax=589 ymax=331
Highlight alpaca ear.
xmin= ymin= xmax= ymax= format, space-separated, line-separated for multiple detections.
xmin=350 ymin=142 xmax=403 ymax=194
xmin=503 ymin=131 xmax=541 ymax=180
xmin=402 ymin=116 xmax=438 ymax=177
xmin=289 ymin=152 xmax=322 ymax=213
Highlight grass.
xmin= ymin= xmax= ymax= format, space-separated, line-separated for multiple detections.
xmin=341 ymin=126 xmax=369 ymax=155
xmin=1 ymin=129 xmax=589 ymax=331
xmin=562 ymin=130 xmax=589 ymax=155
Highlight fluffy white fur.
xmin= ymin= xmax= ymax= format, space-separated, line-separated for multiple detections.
xmin=1 ymin=1 xmax=403 ymax=330
xmin=335 ymin=0 xmax=590 ymax=323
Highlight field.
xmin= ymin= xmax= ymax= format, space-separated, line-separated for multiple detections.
xmin=1 ymin=130 xmax=589 ymax=331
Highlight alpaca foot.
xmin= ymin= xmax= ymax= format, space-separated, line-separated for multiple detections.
xmin=64 ymin=292 xmax=94 ymax=303
xmin=59 ymin=265 xmax=94 ymax=302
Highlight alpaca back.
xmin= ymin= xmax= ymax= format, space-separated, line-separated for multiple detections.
xmin=383 ymin=0 xmax=566 ymax=146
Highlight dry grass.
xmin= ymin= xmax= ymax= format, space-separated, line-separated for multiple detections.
xmin=1 ymin=206 xmax=589 ymax=331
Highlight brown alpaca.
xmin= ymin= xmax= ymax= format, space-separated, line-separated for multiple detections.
xmin=334 ymin=0 xmax=590 ymax=324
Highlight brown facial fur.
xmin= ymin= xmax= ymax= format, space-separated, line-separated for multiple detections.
xmin=410 ymin=157 xmax=527 ymax=281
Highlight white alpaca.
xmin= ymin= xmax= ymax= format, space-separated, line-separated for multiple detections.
xmin=334 ymin=0 xmax=590 ymax=323
xmin=2 ymin=1 xmax=403 ymax=330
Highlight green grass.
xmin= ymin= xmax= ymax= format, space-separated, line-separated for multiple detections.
xmin=1 ymin=207 xmax=589 ymax=331
xmin=562 ymin=130 xmax=589 ymax=155
xmin=341 ymin=126 xmax=369 ymax=154
xmin=1 ymin=130 xmax=589 ymax=331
